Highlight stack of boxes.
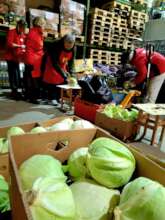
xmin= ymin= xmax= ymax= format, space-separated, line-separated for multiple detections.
xmin=29 ymin=9 xmax=59 ymax=38
xmin=60 ymin=0 xmax=85 ymax=41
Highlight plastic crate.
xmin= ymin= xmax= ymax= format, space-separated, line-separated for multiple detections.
xmin=74 ymin=97 xmax=100 ymax=123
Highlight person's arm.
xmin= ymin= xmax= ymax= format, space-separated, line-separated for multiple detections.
xmin=48 ymin=42 xmax=68 ymax=79
xmin=68 ymin=46 xmax=76 ymax=76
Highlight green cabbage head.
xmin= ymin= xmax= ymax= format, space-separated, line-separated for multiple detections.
xmin=70 ymin=179 xmax=120 ymax=220
xmin=68 ymin=147 xmax=89 ymax=180
xmin=0 ymin=138 xmax=9 ymax=154
xmin=30 ymin=126 xmax=47 ymax=133
xmin=19 ymin=155 xmax=67 ymax=190
xmin=114 ymin=177 xmax=165 ymax=220
xmin=87 ymin=137 xmax=135 ymax=188
xmin=7 ymin=126 xmax=25 ymax=136
xmin=29 ymin=177 xmax=76 ymax=220
xmin=0 ymin=175 xmax=10 ymax=213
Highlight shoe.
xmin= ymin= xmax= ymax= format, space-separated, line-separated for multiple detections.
xmin=48 ymin=99 xmax=59 ymax=106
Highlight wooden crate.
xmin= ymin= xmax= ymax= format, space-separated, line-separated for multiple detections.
xmin=76 ymin=35 xmax=84 ymax=43
xmin=102 ymin=1 xmax=131 ymax=12
xmin=128 ymin=19 xmax=145 ymax=31
xmin=90 ymin=8 xmax=114 ymax=18
xmin=130 ymin=10 xmax=148 ymax=22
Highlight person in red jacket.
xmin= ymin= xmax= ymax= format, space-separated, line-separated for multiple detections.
xmin=42 ymin=33 xmax=76 ymax=105
xmin=121 ymin=48 xmax=165 ymax=103
xmin=24 ymin=16 xmax=46 ymax=103
xmin=5 ymin=19 xmax=26 ymax=99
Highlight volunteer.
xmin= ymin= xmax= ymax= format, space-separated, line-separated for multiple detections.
xmin=24 ymin=16 xmax=46 ymax=103
xmin=42 ymin=33 xmax=76 ymax=105
xmin=121 ymin=47 xmax=165 ymax=103
xmin=5 ymin=19 xmax=27 ymax=100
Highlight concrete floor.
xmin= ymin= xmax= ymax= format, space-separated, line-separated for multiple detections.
xmin=0 ymin=89 xmax=164 ymax=153
xmin=0 ymin=89 xmax=64 ymax=127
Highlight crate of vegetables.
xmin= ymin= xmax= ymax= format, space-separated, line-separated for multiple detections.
xmin=0 ymin=122 xmax=39 ymax=181
xmin=95 ymin=104 xmax=139 ymax=141
xmin=9 ymin=127 xmax=165 ymax=220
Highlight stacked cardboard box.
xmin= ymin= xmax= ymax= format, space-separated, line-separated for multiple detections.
xmin=60 ymin=0 xmax=85 ymax=37
xmin=29 ymin=8 xmax=59 ymax=38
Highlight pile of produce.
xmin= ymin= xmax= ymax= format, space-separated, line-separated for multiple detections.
xmin=0 ymin=175 xmax=10 ymax=213
xmin=0 ymin=119 xmax=95 ymax=154
xmin=18 ymin=137 xmax=165 ymax=220
xmin=103 ymin=104 xmax=139 ymax=122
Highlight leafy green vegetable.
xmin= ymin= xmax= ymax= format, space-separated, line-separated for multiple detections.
xmin=7 ymin=126 xmax=25 ymax=136
xmin=70 ymin=179 xmax=120 ymax=220
xmin=87 ymin=137 xmax=136 ymax=188
xmin=30 ymin=127 xmax=47 ymax=133
xmin=19 ymin=155 xmax=67 ymax=190
xmin=48 ymin=118 xmax=74 ymax=131
xmin=103 ymin=105 xmax=139 ymax=122
xmin=114 ymin=177 xmax=165 ymax=220
xmin=29 ymin=177 xmax=76 ymax=220
xmin=68 ymin=148 xmax=89 ymax=180
xmin=0 ymin=175 xmax=10 ymax=213
xmin=71 ymin=120 xmax=95 ymax=129
xmin=0 ymin=138 xmax=9 ymax=154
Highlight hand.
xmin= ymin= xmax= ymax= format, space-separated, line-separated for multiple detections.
xmin=21 ymin=45 xmax=26 ymax=49
xmin=123 ymin=81 xmax=136 ymax=89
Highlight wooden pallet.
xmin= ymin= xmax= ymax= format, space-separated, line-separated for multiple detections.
xmin=112 ymin=26 xmax=128 ymax=36
xmin=132 ymin=0 xmax=144 ymax=4
xmin=90 ymin=24 xmax=112 ymax=33
xmin=90 ymin=39 xmax=110 ymax=47
xmin=91 ymin=19 xmax=112 ymax=29
xmin=76 ymin=36 xmax=84 ymax=43
xmin=102 ymin=1 xmax=131 ymax=12
xmin=90 ymin=29 xmax=111 ymax=38
xmin=91 ymin=14 xmax=113 ymax=23
xmin=90 ymin=8 xmax=114 ymax=18
xmin=130 ymin=10 xmax=148 ymax=22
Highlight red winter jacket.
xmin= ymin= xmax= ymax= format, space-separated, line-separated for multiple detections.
xmin=25 ymin=27 xmax=44 ymax=78
xmin=5 ymin=28 xmax=26 ymax=62
xmin=131 ymin=48 xmax=165 ymax=85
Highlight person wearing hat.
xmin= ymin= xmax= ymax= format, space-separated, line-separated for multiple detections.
xmin=42 ymin=33 xmax=76 ymax=105
xmin=121 ymin=47 xmax=165 ymax=103
xmin=24 ymin=16 xmax=46 ymax=103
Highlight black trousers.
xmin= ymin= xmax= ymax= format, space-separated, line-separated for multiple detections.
xmin=7 ymin=60 xmax=21 ymax=92
xmin=156 ymin=80 xmax=165 ymax=103
xmin=23 ymin=65 xmax=41 ymax=101
xmin=42 ymin=82 xmax=61 ymax=101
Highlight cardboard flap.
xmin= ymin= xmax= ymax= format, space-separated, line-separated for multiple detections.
xmin=9 ymin=129 xmax=97 ymax=166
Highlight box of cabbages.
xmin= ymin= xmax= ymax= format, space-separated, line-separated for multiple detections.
xmin=95 ymin=110 xmax=138 ymax=141
xmin=0 ymin=122 xmax=39 ymax=181
xmin=9 ymin=127 xmax=165 ymax=220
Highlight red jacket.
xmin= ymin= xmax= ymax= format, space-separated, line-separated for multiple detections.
xmin=25 ymin=27 xmax=44 ymax=78
xmin=5 ymin=28 xmax=26 ymax=62
xmin=131 ymin=48 xmax=165 ymax=85
xmin=43 ymin=50 xmax=74 ymax=85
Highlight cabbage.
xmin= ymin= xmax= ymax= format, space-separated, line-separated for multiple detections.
xmin=19 ymin=155 xmax=67 ymax=190
xmin=7 ymin=126 xmax=25 ymax=136
xmin=71 ymin=120 xmax=95 ymax=129
xmin=0 ymin=175 xmax=10 ymax=213
xmin=49 ymin=118 xmax=74 ymax=131
xmin=68 ymin=77 xmax=78 ymax=86
xmin=103 ymin=105 xmax=139 ymax=122
xmin=68 ymin=148 xmax=89 ymax=180
xmin=0 ymin=138 xmax=9 ymax=154
xmin=87 ymin=137 xmax=135 ymax=188
xmin=114 ymin=177 xmax=165 ymax=220
xmin=29 ymin=177 xmax=76 ymax=220
xmin=30 ymin=126 xmax=47 ymax=133
xmin=70 ymin=179 xmax=120 ymax=220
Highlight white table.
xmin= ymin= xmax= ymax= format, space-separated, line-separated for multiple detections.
xmin=57 ymin=84 xmax=81 ymax=110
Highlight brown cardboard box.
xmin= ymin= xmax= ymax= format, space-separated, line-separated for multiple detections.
xmin=0 ymin=122 xmax=39 ymax=181
xmin=95 ymin=110 xmax=137 ymax=141
xmin=9 ymin=128 xmax=165 ymax=220
xmin=130 ymin=142 xmax=165 ymax=168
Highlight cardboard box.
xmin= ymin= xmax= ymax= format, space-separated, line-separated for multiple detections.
xmin=130 ymin=142 xmax=165 ymax=168
xmin=29 ymin=8 xmax=59 ymax=36
xmin=0 ymin=122 xmax=39 ymax=181
xmin=95 ymin=110 xmax=137 ymax=141
xmin=9 ymin=128 xmax=165 ymax=220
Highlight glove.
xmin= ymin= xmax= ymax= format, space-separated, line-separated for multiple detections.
xmin=21 ymin=45 xmax=26 ymax=49
xmin=123 ymin=81 xmax=136 ymax=90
